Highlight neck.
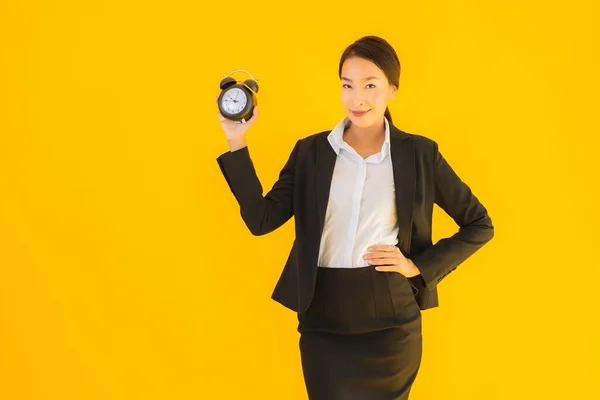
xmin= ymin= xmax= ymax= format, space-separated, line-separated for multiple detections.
xmin=343 ymin=118 xmax=386 ymax=147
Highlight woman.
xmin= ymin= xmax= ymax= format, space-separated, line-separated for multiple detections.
xmin=215 ymin=36 xmax=494 ymax=400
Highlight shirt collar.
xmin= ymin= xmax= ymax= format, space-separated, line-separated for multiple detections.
xmin=327 ymin=116 xmax=391 ymax=159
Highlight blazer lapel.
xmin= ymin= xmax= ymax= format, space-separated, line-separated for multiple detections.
xmin=315 ymin=134 xmax=337 ymax=239
xmin=315 ymin=124 xmax=415 ymax=254
xmin=390 ymin=125 xmax=415 ymax=254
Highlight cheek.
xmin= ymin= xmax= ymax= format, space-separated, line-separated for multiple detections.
xmin=341 ymin=91 xmax=352 ymax=105
xmin=370 ymin=91 xmax=387 ymax=105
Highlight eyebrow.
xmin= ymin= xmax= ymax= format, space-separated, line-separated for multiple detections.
xmin=341 ymin=76 xmax=380 ymax=82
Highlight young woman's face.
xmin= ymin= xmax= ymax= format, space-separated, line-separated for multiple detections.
xmin=340 ymin=56 xmax=397 ymax=128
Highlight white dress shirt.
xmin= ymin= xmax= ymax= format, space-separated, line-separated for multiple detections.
xmin=317 ymin=116 xmax=400 ymax=268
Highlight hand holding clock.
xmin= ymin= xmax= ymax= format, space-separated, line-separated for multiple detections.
xmin=215 ymin=70 xmax=260 ymax=151
xmin=215 ymin=92 xmax=259 ymax=151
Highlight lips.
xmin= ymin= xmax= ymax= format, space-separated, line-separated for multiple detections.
xmin=352 ymin=109 xmax=371 ymax=117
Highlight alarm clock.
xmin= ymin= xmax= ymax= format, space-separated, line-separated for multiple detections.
xmin=217 ymin=69 xmax=259 ymax=123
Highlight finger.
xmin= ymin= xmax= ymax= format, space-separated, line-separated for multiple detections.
xmin=252 ymin=106 xmax=259 ymax=118
xmin=364 ymin=252 xmax=389 ymax=259
xmin=243 ymin=107 xmax=259 ymax=128
xmin=244 ymin=108 xmax=257 ymax=125
xmin=367 ymin=245 xmax=396 ymax=252
xmin=366 ymin=258 xmax=399 ymax=265
xmin=374 ymin=266 xmax=398 ymax=272
xmin=364 ymin=252 xmax=398 ymax=259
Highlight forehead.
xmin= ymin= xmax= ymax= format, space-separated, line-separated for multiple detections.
xmin=341 ymin=57 xmax=384 ymax=79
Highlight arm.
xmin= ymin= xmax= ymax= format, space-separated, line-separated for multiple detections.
xmin=216 ymin=139 xmax=300 ymax=236
xmin=411 ymin=141 xmax=495 ymax=288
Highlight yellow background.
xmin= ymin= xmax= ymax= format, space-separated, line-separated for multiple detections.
xmin=1 ymin=1 xmax=599 ymax=399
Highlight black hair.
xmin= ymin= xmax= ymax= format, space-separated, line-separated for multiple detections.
xmin=338 ymin=35 xmax=400 ymax=124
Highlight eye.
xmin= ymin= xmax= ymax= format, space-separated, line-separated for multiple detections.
xmin=342 ymin=84 xmax=351 ymax=89
xmin=366 ymin=84 xmax=376 ymax=88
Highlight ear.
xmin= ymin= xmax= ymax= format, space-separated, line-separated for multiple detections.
xmin=389 ymin=85 xmax=398 ymax=100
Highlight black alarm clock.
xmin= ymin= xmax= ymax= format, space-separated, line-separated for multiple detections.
xmin=217 ymin=70 xmax=259 ymax=123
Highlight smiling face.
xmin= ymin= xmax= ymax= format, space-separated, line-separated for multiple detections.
xmin=340 ymin=56 xmax=397 ymax=128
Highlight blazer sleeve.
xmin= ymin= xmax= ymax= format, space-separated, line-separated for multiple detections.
xmin=216 ymin=140 xmax=300 ymax=236
xmin=411 ymin=140 xmax=495 ymax=288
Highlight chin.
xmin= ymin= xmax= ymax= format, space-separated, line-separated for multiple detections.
xmin=348 ymin=114 xmax=375 ymax=127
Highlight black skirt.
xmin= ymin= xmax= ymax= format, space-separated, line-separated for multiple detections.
xmin=297 ymin=266 xmax=423 ymax=400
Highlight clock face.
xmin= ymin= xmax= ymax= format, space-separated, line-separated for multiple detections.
xmin=221 ymin=87 xmax=247 ymax=115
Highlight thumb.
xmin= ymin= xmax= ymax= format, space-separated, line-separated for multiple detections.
xmin=246 ymin=106 xmax=259 ymax=126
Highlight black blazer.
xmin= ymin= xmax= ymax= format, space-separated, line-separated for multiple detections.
xmin=216 ymin=123 xmax=494 ymax=313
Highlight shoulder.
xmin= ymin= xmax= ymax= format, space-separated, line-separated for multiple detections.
xmin=398 ymin=128 xmax=437 ymax=147
xmin=292 ymin=130 xmax=331 ymax=153
xmin=393 ymin=126 xmax=439 ymax=160
xmin=298 ymin=130 xmax=330 ymax=143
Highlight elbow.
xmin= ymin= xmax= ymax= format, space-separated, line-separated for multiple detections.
xmin=469 ymin=212 xmax=495 ymax=244
xmin=239 ymin=209 xmax=266 ymax=236
xmin=480 ymin=215 xmax=495 ymax=243
xmin=248 ymin=225 xmax=269 ymax=236
xmin=244 ymin=217 xmax=269 ymax=236
xmin=483 ymin=225 xmax=494 ymax=243
xmin=484 ymin=213 xmax=494 ymax=239
xmin=243 ymin=215 xmax=273 ymax=236
xmin=238 ymin=204 xmax=270 ymax=236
